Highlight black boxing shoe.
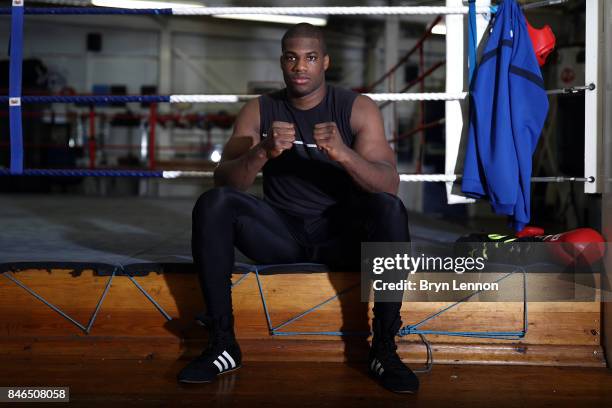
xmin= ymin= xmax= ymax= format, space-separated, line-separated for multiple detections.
xmin=178 ymin=314 xmax=242 ymax=383
xmin=368 ymin=316 xmax=419 ymax=393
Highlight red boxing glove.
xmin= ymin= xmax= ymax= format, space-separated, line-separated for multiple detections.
xmin=537 ymin=228 xmax=605 ymax=267
xmin=516 ymin=225 xmax=545 ymax=238
xmin=526 ymin=19 xmax=556 ymax=66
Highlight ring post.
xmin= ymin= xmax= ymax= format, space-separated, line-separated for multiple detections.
xmin=8 ymin=0 xmax=25 ymax=174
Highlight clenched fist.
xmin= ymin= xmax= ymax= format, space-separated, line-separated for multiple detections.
xmin=260 ymin=121 xmax=296 ymax=159
xmin=313 ymin=122 xmax=350 ymax=162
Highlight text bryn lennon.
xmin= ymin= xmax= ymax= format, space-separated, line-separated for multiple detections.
xmin=372 ymin=280 xmax=499 ymax=293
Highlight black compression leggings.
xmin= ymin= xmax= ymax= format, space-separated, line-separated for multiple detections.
xmin=192 ymin=186 xmax=410 ymax=323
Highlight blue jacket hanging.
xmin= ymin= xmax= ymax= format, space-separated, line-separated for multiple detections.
xmin=461 ymin=0 xmax=549 ymax=231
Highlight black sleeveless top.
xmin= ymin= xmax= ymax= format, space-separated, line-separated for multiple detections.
xmin=259 ymin=85 xmax=359 ymax=219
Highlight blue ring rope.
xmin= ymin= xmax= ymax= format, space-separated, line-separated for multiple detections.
xmin=128 ymin=275 xmax=173 ymax=322
xmin=399 ymin=268 xmax=527 ymax=339
xmin=8 ymin=1 xmax=24 ymax=174
xmin=2 ymin=271 xmax=88 ymax=332
xmin=400 ymin=271 xmax=517 ymax=331
xmin=0 ymin=7 xmax=173 ymax=15
xmin=247 ymin=262 xmax=527 ymax=340
xmin=3 ymin=260 xmax=529 ymax=340
xmin=85 ymin=267 xmax=117 ymax=333
xmin=231 ymin=272 xmax=250 ymax=288
xmin=272 ymin=282 xmax=363 ymax=334
xmin=0 ymin=95 xmax=171 ymax=104
xmin=0 ymin=169 xmax=164 ymax=177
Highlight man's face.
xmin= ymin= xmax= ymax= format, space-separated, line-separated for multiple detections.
xmin=280 ymin=37 xmax=329 ymax=97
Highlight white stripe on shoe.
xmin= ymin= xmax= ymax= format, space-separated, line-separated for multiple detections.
xmin=212 ymin=350 xmax=238 ymax=373
xmin=370 ymin=359 xmax=385 ymax=377
xmin=222 ymin=350 xmax=236 ymax=368
xmin=218 ymin=355 xmax=229 ymax=370
xmin=370 ymin=359 xmax=379 ymax=376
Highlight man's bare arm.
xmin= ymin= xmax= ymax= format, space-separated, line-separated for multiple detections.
xmin=323 ymin=95 xmax=399 ymax=195
xmin=214 ymin=99 xmax=297 ymax=190
xmin=213 ymin=99 xmax=267 ymax=190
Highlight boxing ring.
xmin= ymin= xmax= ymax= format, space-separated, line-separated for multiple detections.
xmin=0 ymin=2 xmax=605 ymax=368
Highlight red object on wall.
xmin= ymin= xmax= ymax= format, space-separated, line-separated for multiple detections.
xmin=526 ymin=19 xmax=556 ymax=66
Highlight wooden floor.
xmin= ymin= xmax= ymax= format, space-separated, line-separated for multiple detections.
xmin=1 ymin=357 xmax=611 ymax=407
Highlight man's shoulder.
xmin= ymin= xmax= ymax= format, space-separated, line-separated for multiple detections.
xmin=329 ymin=84 xmax=360 ymax=100
xmin=330 ymin=86 xmax=375 ymax=115
xmin=328 ymin=85 xmax=362 ymax=116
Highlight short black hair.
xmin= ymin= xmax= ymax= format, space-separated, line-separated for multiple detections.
xmin=281 ymin=23 xmax=327 ymax=55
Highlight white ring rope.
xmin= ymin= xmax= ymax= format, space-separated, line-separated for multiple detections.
xmin=162 ymin=172 xmax=459 ymax=182
xmin=399 ymin=174 xmax=458 ymax=182
xmin=365 ymin=92 xmax=467 ymax=101
xmin=163 ymin=171 xmax=215 ymax=179
xmin=169 ymin=93 xmax=467 ymax=103
xmin=172 ymin=6 xmax=492 ymax=16
xmin=163 ymin=87 xmax=591 ymax=103
xmin=162 ymin=172 xmax=594 ymax=183
xmin=170 ymin=95 xmax=252 ymax=103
